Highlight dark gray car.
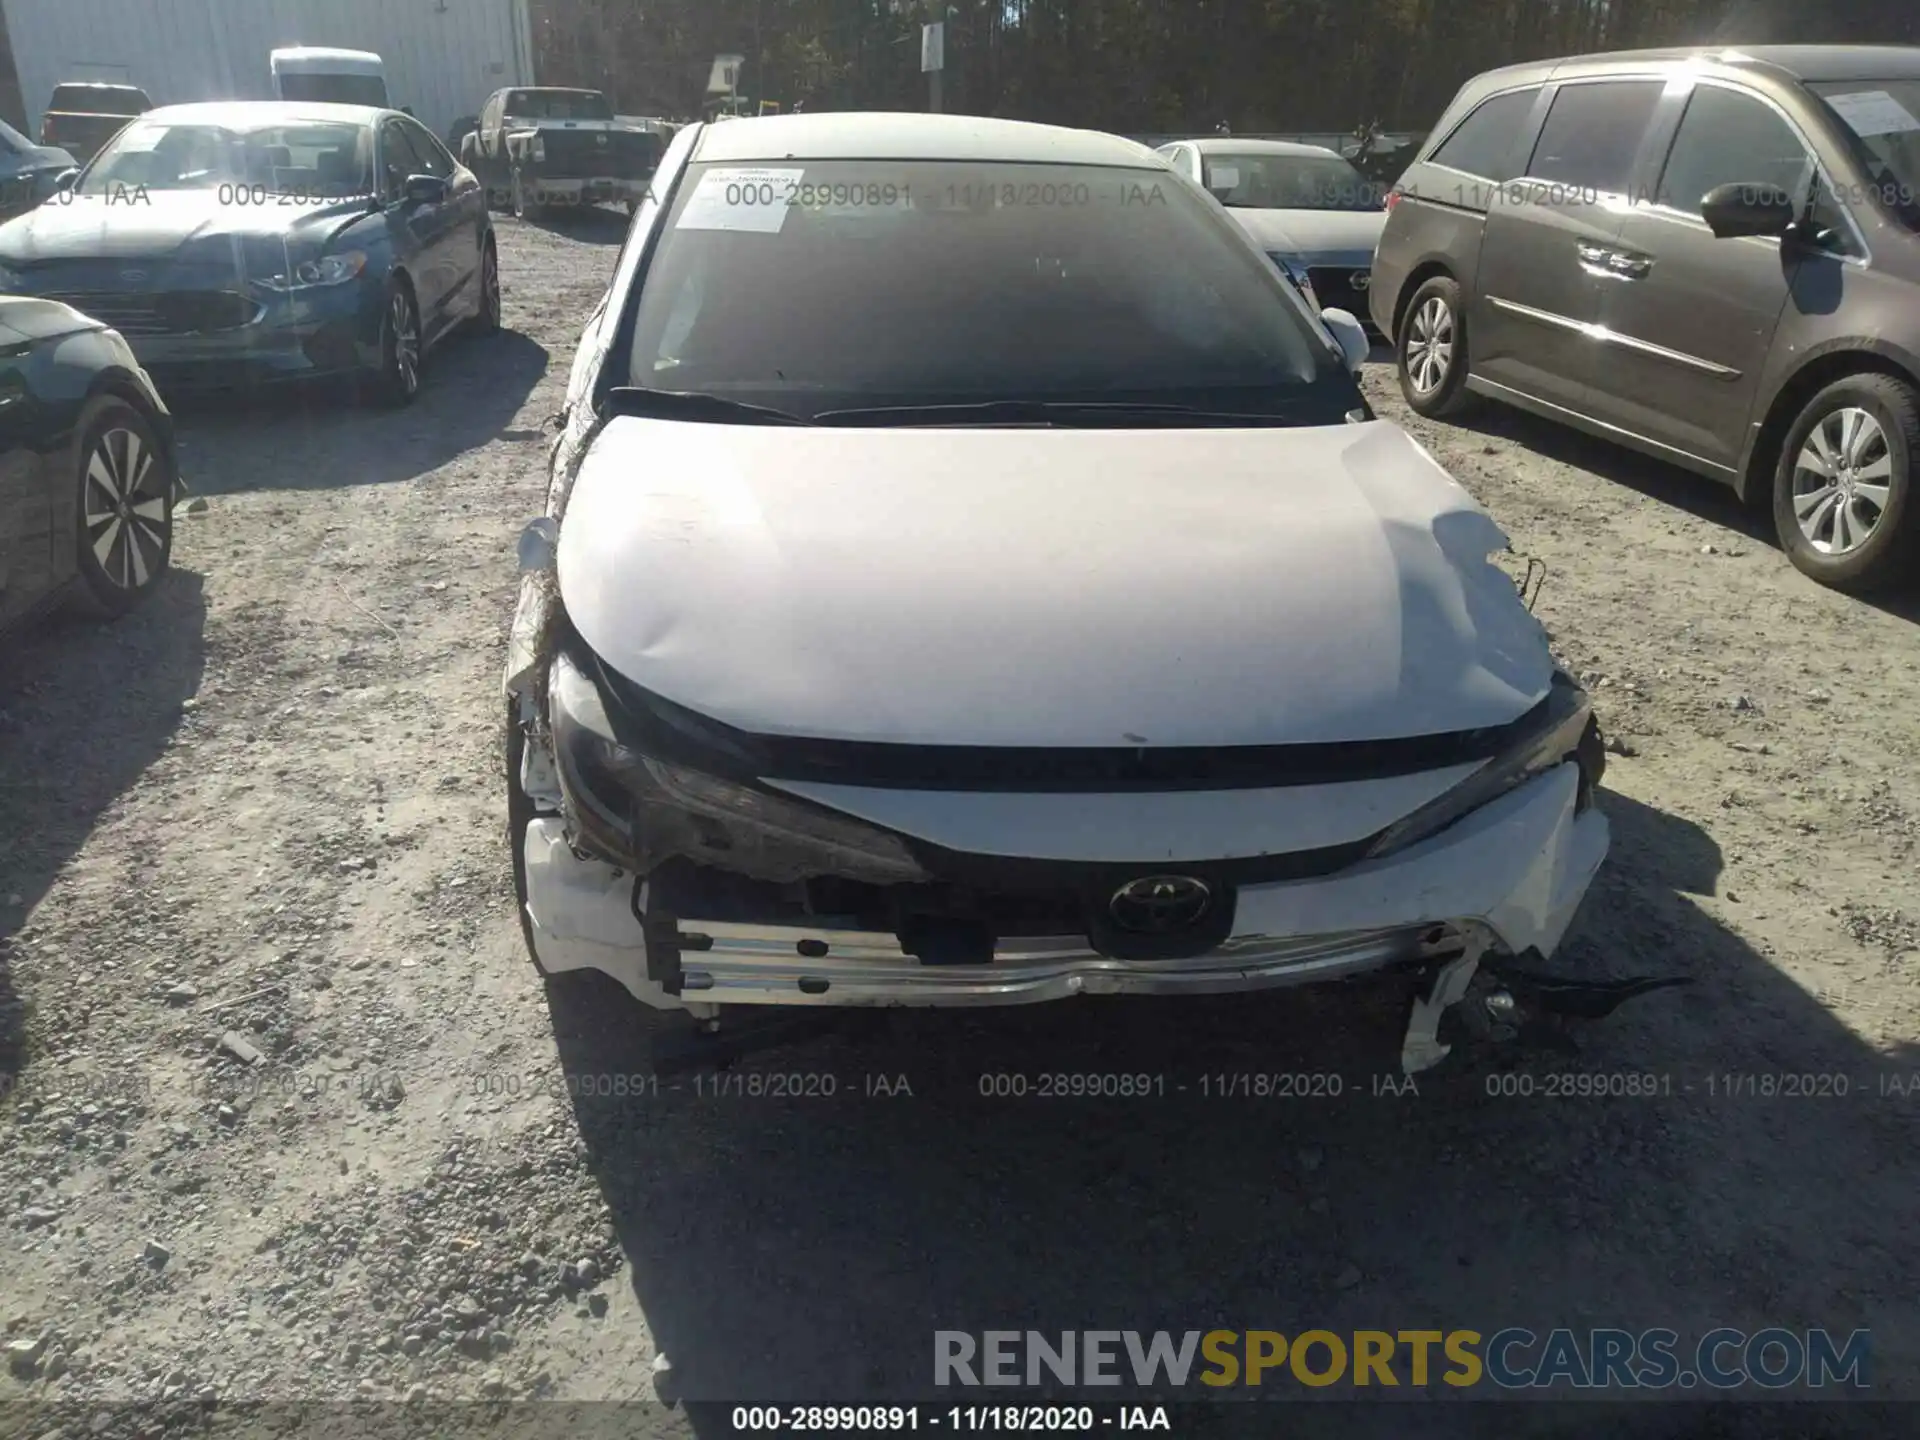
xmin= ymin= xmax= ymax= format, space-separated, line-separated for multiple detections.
xmin=1370 ymin=45 xmax=1920 ymax=593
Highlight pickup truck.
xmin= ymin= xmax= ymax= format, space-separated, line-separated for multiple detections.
xmin=39 ymin=82 xmax=151 ymax=165
xmin=458 ymin=87 xmax=661 ymax=219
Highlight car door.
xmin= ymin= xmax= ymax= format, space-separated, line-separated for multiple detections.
xmin=1584 ymin=79 xmax=1849 ymax=475
xmin=0 ymin=329 xmax=51 ymax=627
xmin=401 ymin=116 xmax=484 ymax=321
xmin=380 ymin=119 xmax=459 ymax=336
xmin=1467 ymin=77 xmax=1665 ymax=413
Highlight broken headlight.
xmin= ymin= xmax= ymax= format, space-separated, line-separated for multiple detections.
xmin=1362 ymin=675 xmax=1599 ymax=860
xmin=548 ymin=651 xmax=929 ymax=882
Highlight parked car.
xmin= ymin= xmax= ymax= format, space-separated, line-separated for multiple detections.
xmin=1373 ymin=44 xmax=1920 ymax=594
xmin=0 ymin=118 xmax=77 ymax=222
xmin=501 ymin=112 xmax=1634 ymax=1076
xmin=0 ymin=295 xmax=177 ymax=632
xmin=1159 ymin=138 xmax=1388 ymax=331
xmin=0 ymin=101 xmax=500 ymax=405
xmin=460 ymin=87 xmax=662 ymax=218
xmin=270 ymin=47 xmax=388 ymax=109
xmin=39 ymin=81 xmax=151 ymax=165
xmin=448 ymin=114 xmax=480 ymax=153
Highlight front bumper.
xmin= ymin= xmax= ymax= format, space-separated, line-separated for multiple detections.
xmin=521 ymin=761 xmax=1608 ymax=1011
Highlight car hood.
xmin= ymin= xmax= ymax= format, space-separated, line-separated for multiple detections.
xmin=1228 ymin=206 xmax=1384 ymax=257
xmin=0 ymin=189 xmax=370 ymax=263
xmin=557 ymin=417 xmax=1553 ymax=749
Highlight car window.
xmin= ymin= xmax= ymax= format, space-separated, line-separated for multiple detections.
xmin=626 ymin=159 xmax=1353 ymax=423
xmin=1200 ymin=151 xmax=1383 ymax=210
xmin=1428 ymin=87 xmax=1538 ymax=182
xmin=1656 ymin=85 xmax=1812 ymax=215
xmin=1527 ymin=80 xmax=1663 ymax=193
xmin=83 ymin=119 xmax=372 ymax=195
xmin=382 ymin=120 xmax=427 ymax=195
xmin=400 ymin=118 xmax=455 ymax=178
xmin=1807 ymin=80 xmax=1920 ymax=231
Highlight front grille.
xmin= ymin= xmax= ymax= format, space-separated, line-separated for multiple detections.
xmin=1307 ymin=265 xmax=1373 ymax=319
xmin=538 ymin=129 xmax=654 ymax=178
xmin=44 ymin=289 xmax=263 ymax=336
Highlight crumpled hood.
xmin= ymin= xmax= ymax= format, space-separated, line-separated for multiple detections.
xmin=0 ymin=189 xmax=366 ymax=263
xmin=1229 ymin=206 xmax=1385 ymax=258
xmin=558 ymin=417 xmax=1553 ymax=748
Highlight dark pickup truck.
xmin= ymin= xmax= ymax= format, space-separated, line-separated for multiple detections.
xmin=458 ymin=87 xmax=661 ymax=219
xmin=40 ymin=83 xmax=151 ymax=164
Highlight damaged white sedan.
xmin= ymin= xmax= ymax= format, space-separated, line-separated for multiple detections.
xmin=504 ymin=113 xmax=1656 ymax=1074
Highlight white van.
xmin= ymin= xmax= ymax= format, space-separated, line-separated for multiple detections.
xmin=269 ymin=47 xmax=388 ymax=108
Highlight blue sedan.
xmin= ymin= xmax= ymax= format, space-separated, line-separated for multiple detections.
xmin=0 ymin=101 xmax=501 ymax=404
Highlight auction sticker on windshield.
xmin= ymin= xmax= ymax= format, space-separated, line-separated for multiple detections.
xmin=1825 ymin=89 xmax=1920 ymax=137
xmin=677 ymin=166 xmax=805 ymax=232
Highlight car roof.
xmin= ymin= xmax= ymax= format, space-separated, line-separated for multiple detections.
xmin=691 ymin=112 xmax=1165 ymax=167
xmin=53 ymin=81 xmax=145 ymax=91
xmin=1467 ymin=42 xmax=1920 ymax=90
xmin=504 ymin=86 xmax=606 ymax=96
xmin=1181 ymin=138 xmax=1345 ymax=159
xmin=139 ymin=101 xmax=391 ymax=127
xmin=270 ymin=46 xmax=381 ymax=63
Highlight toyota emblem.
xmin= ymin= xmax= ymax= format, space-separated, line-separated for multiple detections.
xmin=1350 ymin=270 xmax=1371 ymax=291
xmin=120 ymin=268 xmax=148 ymax=284
xmin=1109 ymin=875 xmax=1212 ymax=933
xmin=595 ymin=133 xmax=608 ymax=145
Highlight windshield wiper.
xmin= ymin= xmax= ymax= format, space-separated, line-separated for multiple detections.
xmin=811 ymin=399 xmax=1305 ymax=427
xmin=603 ymin=387 xmax=813 ymax=426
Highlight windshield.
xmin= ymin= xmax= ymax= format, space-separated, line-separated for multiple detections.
xmin=1201 ymin=152 xmax=1384 ymax=210
xmin=506 ymin=90 xmax=612 ymax=121
xmin=80 ymin=119 xmax=373 ymax=197
xmin=625 ymin=159 xmax=1349 ymax=423
xmin=277 ymin=73 xmax=388 ymax=108
xmin=1809 ymin=81 xmax=1920 ymax=228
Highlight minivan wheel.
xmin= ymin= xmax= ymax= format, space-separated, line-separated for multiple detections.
xmin=1771 ymin=373 xmax=1920 ymax=594
xmin=1397 ymin=276 xmax=1475 ymax=419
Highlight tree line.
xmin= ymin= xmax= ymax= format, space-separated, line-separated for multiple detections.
xmin=527 ymin=0 xmax=1920 ymax=132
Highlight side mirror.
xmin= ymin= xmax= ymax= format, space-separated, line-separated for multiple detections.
xmin=403 ymin=173 xmax=449 ymax=207
xmin=52 ymin=168 xmax=78 ymax=193
xmin=1320 ymin=307 xmax=1371 ymax=374
xmin=1700 ymin=181 xmax=1796 ymax=239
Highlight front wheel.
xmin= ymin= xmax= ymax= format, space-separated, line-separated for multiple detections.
xmin=70 ymin=399 xmax=173 ymax=616
xmin=1396 ymin=276 xmax=1475 ymax=420
xmin=362 ymin=281 xmax=422 ymax=407
xmin=1771 ymin=373 xmax=1920 ymax=594
xmin=471 ymin=239 xmax=501 ymax=334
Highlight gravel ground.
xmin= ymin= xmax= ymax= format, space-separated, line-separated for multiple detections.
xmin=1 ymin=213 xmax=1917 ymax=1438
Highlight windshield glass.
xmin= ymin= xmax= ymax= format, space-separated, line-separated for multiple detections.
xmin=1809 ymin=81 xmax=1920 ymax=228
xmin=80 ymin=119 xmax=373 ymax=197
xmin=1201 ymin=151 xmax=1384 ymax=210
xmin=505 ymin=90 xmax=612 ymax=121
xmin=50 ymin=85 xmax=147 ymax=115
xmin=625 ymin=159 xmax=1349 ymax=423
xmin=277 ymin=73 xmax=388 ymax=108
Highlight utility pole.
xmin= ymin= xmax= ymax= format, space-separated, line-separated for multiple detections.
xmin=922 ymin=3 xmax=945 ymax=113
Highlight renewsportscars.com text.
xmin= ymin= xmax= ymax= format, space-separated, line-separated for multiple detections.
xmin=934 ymin=1328 xmax=1871 ymax=1390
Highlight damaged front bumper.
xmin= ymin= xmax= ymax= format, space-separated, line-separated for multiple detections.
xmin=519 ymin=754 xmax=1609 ymax=1018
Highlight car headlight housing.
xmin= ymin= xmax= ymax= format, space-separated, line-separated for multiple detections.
xmin=254 ymin=251 xmax=367 ymax=291
xmin=1362 ymin=675 xmax=1601 ymax=861
xmin=548 ymin=651 xmax=929 ymax=883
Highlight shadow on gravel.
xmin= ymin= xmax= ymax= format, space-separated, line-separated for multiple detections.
xmin=0 ymin=568 xmax=208 ymax=1086
xmin=161 ymin=328 xmax=551 ymax=497
xmin=511 ymin=205 xmax=631 ymax=246
xmin=540 ymin=785 xmax=1916 ymax=1435
xmin=1432 ymin=395 xmax=1920 ymax=628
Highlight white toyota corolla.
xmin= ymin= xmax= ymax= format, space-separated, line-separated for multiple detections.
xmin=504 ymin=113 xmax=1630 ymax=1074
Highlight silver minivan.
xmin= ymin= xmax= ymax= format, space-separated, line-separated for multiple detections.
xmin=1370 ymin=45 xmax=1920 ymax=593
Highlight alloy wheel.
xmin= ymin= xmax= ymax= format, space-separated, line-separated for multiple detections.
xmin=1792 ymin=406 xmax=1891 ymax=556
xmin=1405 ymin=296 xmax=1454 ymax=396
xmin=82 ymin=426 xmax=169 ymax=591
xmin=482 ymin=245 xmax=501 ymax=326
xmin=390 ymin=289 xmax=420 ymax=396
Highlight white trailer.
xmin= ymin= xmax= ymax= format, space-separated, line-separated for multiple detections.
xmin=1 ymin=0 xmax=534 ymax=143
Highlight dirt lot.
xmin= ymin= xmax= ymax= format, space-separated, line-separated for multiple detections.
xmin=1 ymin=213 xmax=1917 ymax=1437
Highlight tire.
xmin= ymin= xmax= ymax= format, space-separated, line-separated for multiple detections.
xmin=1396 ymin=275 xmax=1476 ymax=419
xmin=471 ymin=237 xmax=501 ymax=334
xmin=69 ymin=398 xmax=173 ymax=617
xmin=1771 ymin=373 xmax=1920 ymax=594
xmin=362 ymin=279 xmax=422 ymax=407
